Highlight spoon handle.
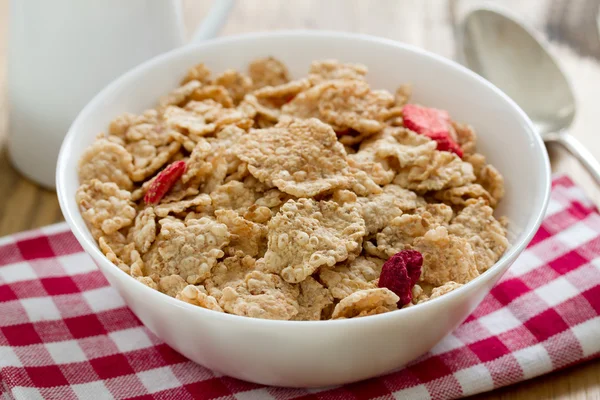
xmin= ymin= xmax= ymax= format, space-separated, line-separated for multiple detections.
xmin=551 ymin=133 xmax=600 ymax=185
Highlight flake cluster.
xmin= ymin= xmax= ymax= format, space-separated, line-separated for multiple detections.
xmin=77 ymin=58 xmax=508 ymax=320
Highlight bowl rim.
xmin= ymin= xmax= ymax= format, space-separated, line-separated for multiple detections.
xmin=56 ymin=29 xmax=551 ymax=327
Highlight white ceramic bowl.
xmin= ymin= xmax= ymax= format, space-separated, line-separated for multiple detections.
xmin=56 ymin=31 xmax=550 ymax=388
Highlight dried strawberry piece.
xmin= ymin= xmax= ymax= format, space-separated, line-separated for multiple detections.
xmin=428 ymin=133 xmax=464 ymax=158
xmin=401 ymin=249 xmax=423 ymax=286
xmin=378 ymin=250 xmax=423 ymax=306
xmin=403 ymin=104 xmax=463 ymax=158
xmin=143 ymin=160 xmax=187 ymax=205
xmin=403 ymin=104 xmax=451 ymax=137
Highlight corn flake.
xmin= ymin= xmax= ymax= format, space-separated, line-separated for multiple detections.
xmin=448 ymin=199 xmax=508 ymax=273
xmin=216 ymin=209 xmax=268 ymax=258
xmin=282 ymin=80 xmax=394 ymax=135
xmin=154 ymin=194 xmax=212 ymax=218
xmin=177 ymin=285 xmax=223 ymax=312
xmin=293 ymin=277 xmax=334 ymax=321
xmin=433 ymin=183 xmax=495 ymax=208
xmin=358 ymin=184 xmax=426 ymax=235
xmin=130 ymin=141 xmax=181 ymax=182
xmin=332 ymin=288 xmax=399 ymax=319
xmin=393 ymin=151 xmax=476 ymax=192
xmin=319 ymin=256 xmax=383 ymax=300
xmin=78 ymin=139 xmax=134 ymax=190
xmin=248 ymin=57 xmax=290 ymax=90
xmin=219 ymin=271 xmax=299 ymax=320
xmin=181 ymin=63 xmax=211 ymax=85
xmin=465 ymin=153 xmax=505 ymax=206
xmin=210 ymin=181 xmax=258 ymax=213
xmin=263 ymin=198 xmax=366 ymax=283
xmin=214 ymin=69 xmax=253 ymax=104
xmin=413 ymin=226 xmax=479 ymax=286
xmin=430 ymin=281 xmax=463 ymax=300
xmin=205 ymin=255 xmax=256 ymax=300
xmin=143 ymin=217 xmax=230 ymax=284
xmin=371 ymin=204 xmax=453 ymax=257
xmin=130 ymin=207 xmax=156 ymax=254
xmin=76 ymin=179 xmax=136 ymax=237
xmin=234 ymin=117 xmax=354 ymax=197
xmin=159 ymin=80 xmax=201 ymax=108
xmin=308 ymin=59 xmax=368 ymax=83
xmin=190 ymin=85 xmax=234 ymax=108
xmin=452 ymin=122 xmax=477 ymax=156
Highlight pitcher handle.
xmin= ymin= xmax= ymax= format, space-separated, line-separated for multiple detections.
xmin=189 ymin=0 xmax=235 ymax=43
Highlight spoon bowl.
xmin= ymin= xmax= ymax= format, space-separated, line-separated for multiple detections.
xmin=460 ymin=6 xmax=600 ymax=183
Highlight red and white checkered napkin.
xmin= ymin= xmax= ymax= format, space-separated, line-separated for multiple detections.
xmin=1 ymin=176 xmax=599 ymax=400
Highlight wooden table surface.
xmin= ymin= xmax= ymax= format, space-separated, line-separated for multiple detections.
xmin=1 ymin=0 xmax=599 ymax=398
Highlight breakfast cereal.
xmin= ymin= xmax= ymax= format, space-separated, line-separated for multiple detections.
xmin=331 ymin=288 xmax=399 ymax=319
xmin=77 ymin=57 xmax=509 ymax=320
xmin=263 ymin=198 xmax=366 ymax=283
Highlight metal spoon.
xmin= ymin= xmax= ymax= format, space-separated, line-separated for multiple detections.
xmin=459 ymin=6 xmax=600 ymax=184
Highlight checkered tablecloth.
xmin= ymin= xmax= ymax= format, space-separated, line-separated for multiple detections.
xmin=1 ymin=175 xmax=599 ymax=400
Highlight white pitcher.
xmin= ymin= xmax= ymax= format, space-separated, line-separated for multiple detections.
xmin=7 ymin=0 xmax=234 ymax=189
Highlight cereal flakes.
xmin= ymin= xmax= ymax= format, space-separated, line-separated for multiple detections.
xmin=309 ymin=60 xmax=368 ymax=83
xmin=430 ymin=281 xmax=463 ymax=300
xmin=214 ymin=69 xmax=253 ymax=104
xmin=293 ymin=277 xmax=334 ymax=321
xmin=448 ymin=199 xmax=508 ymax=273
xmin=159 ymin=80 xmax=201 ymax=108
xmin=282 ymin=80 xmax=394 ymax=135
xmin=264 ymin=198 xmax=366 ymax=283
xmin=181 ymin=138 xmax=212 ymax=184
xmin=393 ymin=151 xmax=476 ymax=192
xmin=130 ymin=141 xmax=181 ymax=182
xmin=181 ymin=63 xmax=211 ymax=85
xmin=143 ymin=217 xmax=230 ymax=284
xmin=248 ymin=57 xmax=290 ymax=89
xmin=77 ymin=56 xmax=510 ymax=320
xmin=465 ymin=153 xmax=505 ymax=206
xmin=177 ymin=285 xmax=223 ymax=312
xmin=319 ymin=256 xmax=383 ymax=299
xmin=76 ymin=179 xmax=136 ymax=237
xmin=216 ymin=209 xmax=268 ymax=258
xmin=452 ymin=122 xmax=477 ymax=156
xmin=130 ymin=207 xmax=156 ymax=253
xmin=433 ymin=184 xmax=495 ymax=208
xmin=413 ymin=226 xmax=479 ymax=286
xmin=358 ymin=184 xmax=426 ymax=235
xmin=210 ymin=180 xmax=258 ymax=213
xmin=204 ymin=255 xmax=256 ymax=300
xmin=190 ymin=85 xmax=234 ymax=108
xmin=331 ymin=288 xmax=399 ymax=319
xmin=154 ymin=193 xmax=212 ymax=218
xmin=79 ymin=139 xmax=134 ymax=190
xmin=370 ymin=204 xmax=453 ymax=258
xmin=233 ymin=117 xmax=354 ymax=197
xmin=219 ymin=271 xmax=299 ymax=320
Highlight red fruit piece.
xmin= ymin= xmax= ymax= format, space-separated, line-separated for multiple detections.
xmin=429 ymin=133 xmax=464 ymax=158
xmin=144 ymin=160 xmax=187 ymax=205
xmin=378 ymin=250 xmax=423 ymax=307
xmin=403 ymin=104 xmax=451 ymax=137
xmin=403 ymin=104 xmax=463 ymax=158
xmin=401 ymin=249 xmax=423 ymax=286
